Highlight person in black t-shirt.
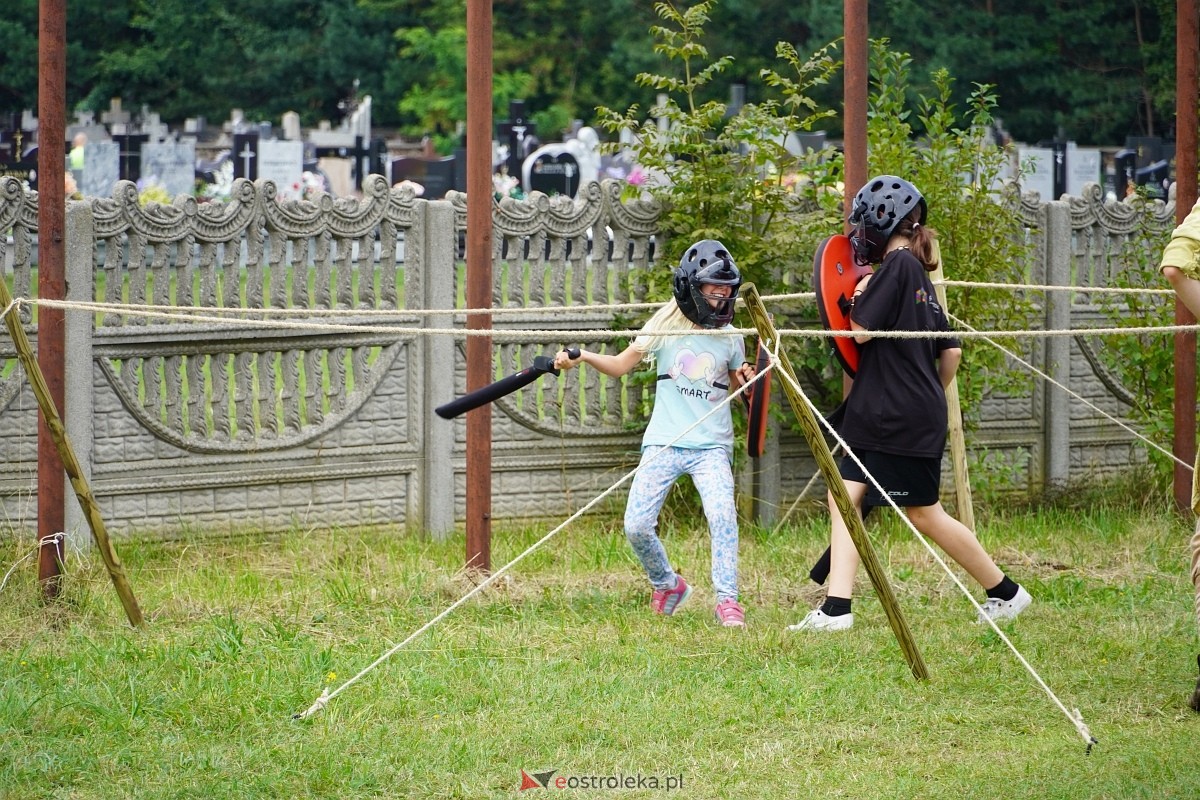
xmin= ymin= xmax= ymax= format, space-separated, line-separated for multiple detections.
xmin=790 ymin=176 xmax=1033 ymax=632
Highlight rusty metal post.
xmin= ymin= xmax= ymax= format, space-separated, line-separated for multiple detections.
xmin=37 ymin=0 xmax=68 ymax=596
xmin=465 ymin=0 xmax=493 ymax=572
xmin=843 ymin=0 xmax=869 ymax=226
xmin=1174 ymin=0 xmax=1198 ymax=512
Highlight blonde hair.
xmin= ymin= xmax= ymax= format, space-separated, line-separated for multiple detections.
xmin=631 ymin=299 xmax=697 ymax=361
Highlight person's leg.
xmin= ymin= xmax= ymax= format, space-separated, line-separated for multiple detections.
xmin=826 ymin=481 xmax=870 ymax=600
xmin=624 ymin=446 xmax=686 ymax=590
xmin=904 ymin=502 xmax=1003 ymax=588
xmin=685 ymin=448 xmax=738 ymax=602
xmin=905 ymin=502 xmax=1031 ymax=620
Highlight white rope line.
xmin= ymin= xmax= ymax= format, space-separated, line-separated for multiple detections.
xmin=0 ymin=533 xmax=65 ymax=594
xmin=294 ymin=357 xmax=775 ymax=720
xmin=947 ymin=311 xmax=1192 ymax=472
xmin=11 ymin=290 xmax=813 ymax=322
xmin=0 ymin=299 xmax=16 ymax=323
xmin=938 ymin=278 xmax=1176 ymax=296
xmin=18 ymin=297 xmax=1200 ymax=342
xmin=766 ymin=348 xmax=1097 ymax=749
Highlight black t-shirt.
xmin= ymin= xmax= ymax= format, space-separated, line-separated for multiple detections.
xmin=842 ymin=248 xmax=961 ymax=458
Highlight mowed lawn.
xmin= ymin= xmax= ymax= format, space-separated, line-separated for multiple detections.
xmin=0 ymin=496 xmax=1196 ymax=799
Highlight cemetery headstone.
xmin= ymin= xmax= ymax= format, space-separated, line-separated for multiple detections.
xmin=524 ymin=145 xmax=581 ymax=198
xmin=497 ymin=99 xmax=537 ymax=182
xmin=1016 ymin=146 xmax=1056 ymax=201
xmin=142 ymin=140 xmax=196 ymax=198
xmin=258 ymin=139 xmax=304 ymax=199
xmin=1065 ymin=142 xmax=1102 ymax=197
xmin=101 ymin=98 xmax=132 ymax=135
xmin=1035 ymin=140 xmax=1068 ymax=201
xmin=112 ymin=133 xmax=149 ymax=182
xmin=391 ymin=155 xmax=457 ymax=200
xmin=1114 ymin=149 xmax=1137 ymax=199
xmin=232 ymin=133 xmax=259 ymax=180
xmin=282 ymin=111 xmax=302 ymax=142
xmin=81 ymin=140 xmax=120 ymax=198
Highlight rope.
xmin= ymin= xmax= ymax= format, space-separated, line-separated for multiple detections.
xmin=947 ymin=311 xmax=1192 ymax=471
xmin=766 ymin=348 xmax=1098 ymax=751
xmin=937 ymin=278 xmax=1176 ymax=296
xmin=293 ymin=357 xmax=775 ymax=720
xmin=0 ymin=533 xmax=65 ymax=594
xmin=20 ymin=297 xmax=1200 ymax=342
xmin=0 ymin=299 xmax=16 ymax=323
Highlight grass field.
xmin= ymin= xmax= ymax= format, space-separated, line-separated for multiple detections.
xmin=0 ymin=496 xmax=1197 ymax=799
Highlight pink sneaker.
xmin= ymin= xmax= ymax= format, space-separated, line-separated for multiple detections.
xmin=715 ymin=598 xmax=745 ymax=627
xmin=650 ymin=575 xmax=692 ymax=615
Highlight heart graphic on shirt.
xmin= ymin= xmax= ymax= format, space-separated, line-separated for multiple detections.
xmin=671 ymin=349 xmax=718 ymax=384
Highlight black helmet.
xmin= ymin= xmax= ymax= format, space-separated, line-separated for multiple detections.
xmin=673 ymin=239 xmax=742 ymax=328
xmin=848 ymin=175 xmax=927 ymax=265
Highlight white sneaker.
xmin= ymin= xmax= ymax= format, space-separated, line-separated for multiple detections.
xmin=978 ymin=585 xmax=1033 ymax=623
xmin=787 ymin=608 xmax=853 ymax=632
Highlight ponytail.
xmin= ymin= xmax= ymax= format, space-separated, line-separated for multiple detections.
xmin=894 ymin=214 xmax=938 ymax=271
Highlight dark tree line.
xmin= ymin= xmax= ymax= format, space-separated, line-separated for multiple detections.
xmin=0 ymin=0 xmax=1178 ymax=147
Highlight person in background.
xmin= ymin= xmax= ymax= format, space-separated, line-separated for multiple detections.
xmin=790 ymin=176 xmax=1032 ymax=633
xmin=554 ymin=240 xmax=756 ymax=627
xmin=1158 ymin=195 xmax=1200 ymax=713
xmin=68 ymin=132 xmax=87 ymax=182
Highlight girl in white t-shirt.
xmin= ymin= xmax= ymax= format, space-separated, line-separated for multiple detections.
xmin=554 ymin=240 xmax=756 ymax=627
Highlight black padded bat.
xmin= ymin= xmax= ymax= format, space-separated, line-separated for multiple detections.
xmin=435 ymin=348 xmax=580 ymax=419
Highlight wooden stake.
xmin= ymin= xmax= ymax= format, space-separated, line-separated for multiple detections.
xmin=929 ymin=243 xmax=975 ymax=530
xmin=0 ymin=282 xmax=144 ymax=627
xmin=741 ymin=284 xmax=928 ymax=680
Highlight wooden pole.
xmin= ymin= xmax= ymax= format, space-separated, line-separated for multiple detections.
xmin=464 ymin=0 xmax=493 ymax=572
xmin=929 ymin=243 xmax=974 ymax=530
xmin=742 ymin=284 xmax=928 ymax=681
xmin=37 ymin=0 xmax=68 ymax=596
xmin=1174 ymin=0 xmax=1198 ymax=512
xmin=0 ymin=284 xmax=144 ymax=627
xmin=843 ymin=0 xmax=869 ymax=226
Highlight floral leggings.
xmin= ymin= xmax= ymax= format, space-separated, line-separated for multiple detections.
xmin=624 ymin=446 xmax=739 ymax=602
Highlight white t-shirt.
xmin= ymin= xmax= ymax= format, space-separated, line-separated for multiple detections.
xmin=641 ymin=329 xmax=745 ymax=459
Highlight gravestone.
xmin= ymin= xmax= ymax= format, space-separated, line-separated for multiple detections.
xmin=142 ymin=141 xmax=196 ymax=198
xmin=1065 ymin=143 xmax=1102 ymax=197
xmin=318 ymin=157 xmax=354 ymax=197
xmin=112 ymin=133 xmax=149 ymax=182
xmin=1016 ymin=146 xmax=1056 ymax=201
xmin=524 ymin=145 xmax=581 ymax=198
xmin=282 ymin=111 xmax=302 ymax=142
xmin=81 ymin=141 xmax=120 ymax=198
xmin=101 ymin=98 xmax=131 ymax=135
xmin=391 ymin=155 xmax=457 ymax=200
xmin=1114 ymin=149 xmax=1137 ymax=199
xmin=258 ymin=139 xmax=304 ymax=199
xmin=232 ymin=133 xmax=259 ymax=180
xmin=141 ymin=109 xmax=169 ymax=143
xmin=497 ymin=100 xmax=537 ymax=182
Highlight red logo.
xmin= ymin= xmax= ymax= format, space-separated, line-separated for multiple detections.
xmin=519 ymin=769 xmax=557 ymax=790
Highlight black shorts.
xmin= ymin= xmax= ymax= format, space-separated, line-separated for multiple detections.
xmin=838 ymin=449 xmax=941 ymax=508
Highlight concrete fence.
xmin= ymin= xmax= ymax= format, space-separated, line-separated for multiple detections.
xmin=0 ymin=176 xmax=1179 ymax=543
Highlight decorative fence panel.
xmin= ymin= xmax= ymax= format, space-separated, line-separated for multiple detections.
xmin=0 ymin=176 xmax=1180 ymax=541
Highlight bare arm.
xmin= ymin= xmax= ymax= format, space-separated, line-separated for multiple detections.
xmin=553 ymin=343 xmax=644 ymax=377
xmin=938 ymin=347 xmax=962 ymax=388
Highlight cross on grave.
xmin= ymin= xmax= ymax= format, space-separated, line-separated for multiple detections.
xmin=112 ymin=133 xmax=149 ymax=182
xmin=233 ymin=133 xmax=259 ymax=180
xmin=312 ymin=135 xmax=372 ymax=191
xmin=497 ymin=100 xmax=537 ymax=182
xmin=74 ymin=109 xmax=95 ymax=128
xmin=101 ymin=98 xmax=131 ymax=134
